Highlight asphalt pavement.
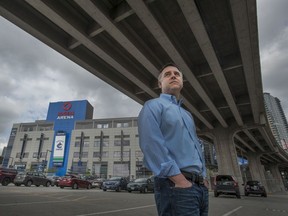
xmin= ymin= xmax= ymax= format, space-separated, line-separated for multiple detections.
xmin=1 ymin=185 xmax=288 ymax=216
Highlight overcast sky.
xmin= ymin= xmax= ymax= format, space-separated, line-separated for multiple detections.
xmin=1 ymin=0 xmax=288 ymax=155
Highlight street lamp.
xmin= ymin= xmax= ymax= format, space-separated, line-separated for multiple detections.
xmin=136 ymin=158 xmax=140 ymax=178
xmin=9 ymin=157 xmax=14 ymax=168
xmin=45 ymin=149 xmax=52 ymax=172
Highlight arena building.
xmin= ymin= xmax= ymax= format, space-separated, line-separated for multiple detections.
xmin=2 ymin=100 xmax=216 ymax=179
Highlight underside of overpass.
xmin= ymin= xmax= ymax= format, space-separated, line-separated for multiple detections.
xmin=1 ymin=0 xmax=288 ymax=175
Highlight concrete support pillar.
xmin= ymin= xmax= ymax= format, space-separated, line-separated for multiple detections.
xmin=213 ymin=127 xmax=242 ymax=182
xmin=246 ymin=152 xmax=269 ymax=192
xmin=267 ymin=164 xmax=285 ymax=192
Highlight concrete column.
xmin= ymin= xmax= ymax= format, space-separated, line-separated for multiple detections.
xmin=267 ymin=164 xmax=285 ymax=192
xmin=213 ymin=127 xmax=242 ymax=182
xmin=246 ymin=152 xmax=269 ymax=192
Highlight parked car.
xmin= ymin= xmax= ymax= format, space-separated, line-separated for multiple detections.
xmin=53 ymin=176 xmax=61 ymax=187
xmin=14 ymin=171 xmax=52 ymax=187
xmin=214 ymin=175 xmax=240 ymax=199
xmin=58 ymin=174 xmax=92 ymax=189
xmin=127 ymin=176 xmax=154 ymax=193
xmin=90 ymin=178 xmax=105 ymax=189
xmin=46 ymin=173 xmax=61 ymax=187
xmin=102 ymin=176 xmax=128 ymax=192
xmin=243 ymin=180 xmax=267 ymax=197
xmin=0 ymin=167 xmax=18 ymax=186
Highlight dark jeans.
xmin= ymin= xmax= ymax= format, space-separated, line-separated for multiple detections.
xmin=154 ymin=177 xmax=209 ymax=216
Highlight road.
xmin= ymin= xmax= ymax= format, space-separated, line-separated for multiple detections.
xmin=0 ymin=185 xmax=288 ymax=216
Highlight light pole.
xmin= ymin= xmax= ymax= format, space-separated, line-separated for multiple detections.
xmin=136 ymin=157 xmax=140 ymax=178
xmin=45 ymin=149 xmax=52 ymax=172
xmin=9 ymin=157 xmax=14 ymax=168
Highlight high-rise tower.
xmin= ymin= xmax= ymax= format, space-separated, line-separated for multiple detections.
xmin=264 ymin=93 xmax=288 ymax=150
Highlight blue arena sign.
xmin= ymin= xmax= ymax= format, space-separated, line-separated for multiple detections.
xmin=46 ymin=100 xmax=93 ymax=176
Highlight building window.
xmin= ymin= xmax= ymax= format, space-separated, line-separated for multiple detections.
xmin=123 ymin=151 xmax=130 ymax=157
xmin=75 ymin=136 xmax=90 ymax=140
xmin=73 ymin=152 xmax=89 ymax=158
xmin=33 ymin=152 xmax=38 ymax=158
xmin=114 ymin=140 xmax=130 ymax=146
xmin=82 ymin=152 xmax=88 ymax=158
xmin=97 ymin=123 xmax=109 ymax=129
xmin=38 ymin=124 xmax=53 ymax=131
xmin=83 ymin=141 xmax=89 ymax=147
xmin=75 ymin=122 xmax=93 ymax=129
xmin=113 ymin=151 xmax=121 ymax=158
xmin=73 ymin=152 xmax=79 ymax=158
xmin=93 ymin=152 xmax=101 ymax=157
xmin=22 ymin=126 xmax=35 ymax=132
xmin=102 ymin=152 xmax=108 ymax=158
xmin=23 ymin=153 xmax=29 ymax=158
xmin=115 ymin=122 xmax=131 ymax=128
xmin=74 ymin=140 xmax=89 ymax=147
xmin=94 ymin=140 xmax=109 ymax=147
xmin=133 ymin=120 xmax=138 ymax=127
xmin=94 ymin=135 xmax=109 ymax=147
xmin=113 ymin=162 xmax=129 ymax=177
xmin=94 ymin=141 xmax=100 ymax=147
xmin=114 ymin=135 xmax=130 ymax=139
xmin=41 ymin=152 xmax=47 ymax=158
xmin=113 ymin=151 xmax=130 ymax=158
xmin=135 ymin=151 xmax=143 ymax=157
xmin=93 ymin=152 xmax=108 ymax=158
xmin=16 ymin=153 xmax=21 ymax=158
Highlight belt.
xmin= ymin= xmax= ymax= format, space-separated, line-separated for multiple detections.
xmin=181 ymin=170 xmax=204 ymax=185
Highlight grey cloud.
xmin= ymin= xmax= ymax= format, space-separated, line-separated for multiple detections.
xmin=258 ymin=0 xmax=288 ymax=116
xmin=257 ymin=0 xmax=288 ymax=49
xmin=0 ymin=15 xmax=143 ymax=151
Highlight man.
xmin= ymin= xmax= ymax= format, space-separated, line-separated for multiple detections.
xmin=138 ymin=63 xmax=209 ymax=216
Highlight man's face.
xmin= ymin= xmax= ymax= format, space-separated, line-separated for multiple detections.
xmin=158 ymin=66 xmax=183 ymax=96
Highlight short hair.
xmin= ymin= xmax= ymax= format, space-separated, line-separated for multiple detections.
xmin=159 ymin=62 xmax=179 ymax=73
xmin=158 ymin=62 xmax=181 ymax=81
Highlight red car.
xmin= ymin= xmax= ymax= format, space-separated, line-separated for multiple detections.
xmin=58 ymin=174 xmax=92 ymax=189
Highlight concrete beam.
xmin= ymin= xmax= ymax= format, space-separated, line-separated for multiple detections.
xmin=243 ymin=129 xmax=265 ymax=152
xmin=234 ymin=134 xmax=256 ymax=152
xmin=126 ymin=0 xmax=227 ymax=128
xmin=25 ymin=0 xmax=158 ymax=99
xmin=178 ymin=0 xmax=243 ymax=126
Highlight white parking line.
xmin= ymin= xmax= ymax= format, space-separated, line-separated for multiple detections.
xmin=57 ymin=195 xmax=74 ymax=199
xmin=75 ymin=204 xmax=156 ymax=216
xmin=222 ymin=206 xmax=243 ymax=216
xmin=0 ymin=197 xmax=104 ymax=206
xmin=0 ymin=200 xmax=73 ymax=206
xmin=72 ymin=196 xmax=87 ymax=201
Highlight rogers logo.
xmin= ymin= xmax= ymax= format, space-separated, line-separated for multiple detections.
xmin=63 ymin=102 xmax=72 ymax=111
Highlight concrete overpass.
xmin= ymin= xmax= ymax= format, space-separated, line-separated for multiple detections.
xmin=1 ymin=0 xmax=288 ymax=191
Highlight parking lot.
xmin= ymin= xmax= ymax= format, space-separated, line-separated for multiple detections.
xmin=0 ymin=185 xmax=157 ymax=216
xmin=1 ymin=185 xmax=288 ymax=216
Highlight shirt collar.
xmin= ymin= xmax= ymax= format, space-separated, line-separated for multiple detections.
xmin=160 ymin=93 xmax=184 ymax=106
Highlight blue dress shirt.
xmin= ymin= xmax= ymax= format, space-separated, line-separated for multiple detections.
xmin=138 ymin=94 xmax=206 ymax=178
